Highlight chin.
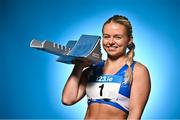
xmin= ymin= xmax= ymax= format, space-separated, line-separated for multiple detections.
xmin=106 ymin=51 xmax=125 ymax=58
xmin=107 ymin=53 xmax=120 ymax=58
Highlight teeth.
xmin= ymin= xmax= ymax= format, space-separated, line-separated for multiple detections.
xmin=108 ymin=46 xmax=117 ymax=48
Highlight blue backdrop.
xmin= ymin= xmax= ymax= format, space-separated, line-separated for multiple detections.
xmin=1 ymin=0 xmax=180 ymax=119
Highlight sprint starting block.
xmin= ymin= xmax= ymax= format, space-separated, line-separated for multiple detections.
xmin=30 ymin=34 xmax=102 ymax=64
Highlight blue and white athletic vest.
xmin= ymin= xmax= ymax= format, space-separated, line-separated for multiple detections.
xmin=86 ymin=61 xmax=136 ymax=113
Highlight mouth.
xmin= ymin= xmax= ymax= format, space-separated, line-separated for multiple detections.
xmin=106 ymin=46 xmax=118 ymax=51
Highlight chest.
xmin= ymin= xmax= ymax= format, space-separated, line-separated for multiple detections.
xmin=86 ymin=73 xmax=131 ymax=100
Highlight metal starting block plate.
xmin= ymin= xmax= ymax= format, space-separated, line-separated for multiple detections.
xmin=30 ymin=34 xmax=102 ymax=64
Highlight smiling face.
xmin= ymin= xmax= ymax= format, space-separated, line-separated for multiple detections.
xmin=102 ymin=21 xmax=132 ymax=59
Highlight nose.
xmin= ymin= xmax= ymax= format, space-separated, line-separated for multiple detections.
xmin=108 ymin=37 xmax=115 ymax=44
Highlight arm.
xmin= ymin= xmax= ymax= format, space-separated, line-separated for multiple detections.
xmin=61 ymin=61 xmax=91 ymax=105
xmin=127 ymin=63 xmax=151 ymax=119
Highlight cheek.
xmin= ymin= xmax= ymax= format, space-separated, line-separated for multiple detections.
xmin=102 ymin=39 xmax=107 ymax=46
xmin=116 ymin=42 xmax=127 ymax=47
xmin=102 ymin=40 xmax=108 ymax=51
xmin=116 ymin=39 xmax=129 ymax=46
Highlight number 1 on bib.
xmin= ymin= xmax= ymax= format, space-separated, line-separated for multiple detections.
xmin=99 ymin=84 xmax=104 ymax=96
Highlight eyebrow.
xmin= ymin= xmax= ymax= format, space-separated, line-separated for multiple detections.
xmin=103 ymin=34 xmax=123 ymax=36
xmin=114 ymin=34 xmax=123 ymax=37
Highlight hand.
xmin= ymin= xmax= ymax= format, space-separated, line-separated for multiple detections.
xmin=72 ymin=59 xmax=92 ymax=68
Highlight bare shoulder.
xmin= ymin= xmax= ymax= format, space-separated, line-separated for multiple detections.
xmin=133 ymin=62 xmax=151 ymax=83
xmin=134 ymin=62 xmax=149 ymax=75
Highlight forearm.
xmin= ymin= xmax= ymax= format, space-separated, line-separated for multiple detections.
xmin=62 ymin=65 xmax=84 ymax=105
xmin=127 ymin=109 xmax=143 ymax=120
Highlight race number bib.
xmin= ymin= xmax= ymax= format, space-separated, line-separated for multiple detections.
xmin=86 ymin=75 xmax=124 ymax=100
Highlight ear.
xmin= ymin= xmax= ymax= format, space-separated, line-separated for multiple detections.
xmin=128 ymin=38 xmax=133 ymax=45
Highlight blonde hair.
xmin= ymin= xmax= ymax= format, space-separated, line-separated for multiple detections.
xmin=102 ymin=15 xmax=135 ymax=84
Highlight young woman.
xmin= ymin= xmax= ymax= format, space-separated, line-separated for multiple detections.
xmin=62 ymin=15 xmax=151 ymax=119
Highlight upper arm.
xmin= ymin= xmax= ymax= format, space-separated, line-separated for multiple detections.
xmin=75 ymin=67 xmax=91 ymax=102
xmin=128 ymin=63 xmax=151 ymax=118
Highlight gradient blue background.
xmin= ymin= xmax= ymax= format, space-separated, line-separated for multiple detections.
xmin=1 ymin=0 xmax=180 ymax=119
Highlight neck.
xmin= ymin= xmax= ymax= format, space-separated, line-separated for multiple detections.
xmin=106 ymin=54 xmax=128 ymax=65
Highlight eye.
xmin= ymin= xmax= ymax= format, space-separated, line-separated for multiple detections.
xmin=103 ymin=35 xmax=110 ymax=39
xmin=115 ymin=36 xmax=122 ymax=40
